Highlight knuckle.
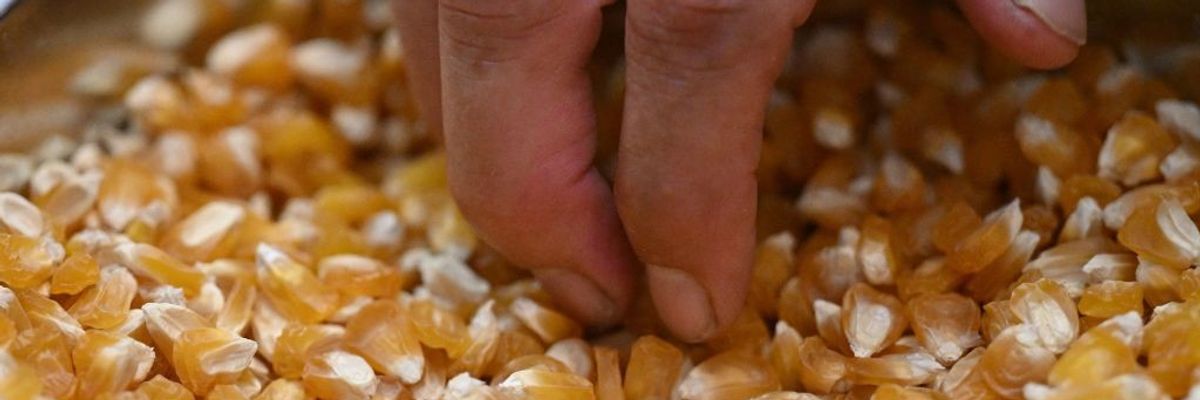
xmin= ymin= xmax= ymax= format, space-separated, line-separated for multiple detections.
xmin=626 ymin=0 xmax=750 ymax=75
xmin=626 ymin=0 xmax=782 ymax=76
xmin=438 ymin=0 xmax=572 ymax=65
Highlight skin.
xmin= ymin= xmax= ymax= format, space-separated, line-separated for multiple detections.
xmin=394 ymin=0 xmax=1087 ymax=342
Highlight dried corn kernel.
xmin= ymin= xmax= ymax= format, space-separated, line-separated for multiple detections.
xmin=344 ymin=299 xmax=424 ymax=383
xmin=172 ymin=327 xmax=258 ymax=395
xmin=302 ymin=350 xmax=379 ymax=400
xmin=842 ymin=283 xmax=907 ymax=358
xmin=73 ymin=330 xmax=156 ymax=397
xmin=624 ymin=335 xmax=683 ymax=400
xmin=68 ymin=266 xmax=138 ymax=329
xmin=255 ymin=243 xmax=339 ymax=323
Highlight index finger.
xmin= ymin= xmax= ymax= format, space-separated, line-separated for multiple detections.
xmin=956 ymin=0 xmax=1086 ymax=69
xmin=616 ymin=0 xmax=815 ymax=342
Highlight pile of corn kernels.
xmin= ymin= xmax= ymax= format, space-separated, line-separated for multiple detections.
xmin=2 ymin=0 xmax=1200 ymax=399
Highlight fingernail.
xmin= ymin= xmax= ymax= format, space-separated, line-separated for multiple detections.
xmin=646 ymin=264 xmax=717 ymax=343
xmin=534 ymin=269 xmax=620 ymax=326
xmin=1014 ymin=0 xmax=1087 ymax=45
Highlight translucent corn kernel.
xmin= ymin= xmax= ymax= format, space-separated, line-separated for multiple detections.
xmin=118 ymin=243 xmax=206 ymax=296
xmin=706 ymin=307 xmax=770 ymax=354
xmin=814 ymin=299 xmax=850 ymax=354
xmin=208 ymin=384 xmax=251 ymax=400
xmin=409 ymin=249 xmax=490 ymax=307
xmin=50 ymin=253 xmax=100 ymax=295
xmin=1103 ymin=183 xmax=1200 ymax=231
xmin=485 ymin=330 xmax=548 ymax=377
xmin=198 ymin=126 xmax=263 ymax=198
xmin=977 ymin=325 xmax=1056 ymax=399
xmin=545 ymin=339 xmax=593 ymax=380
xmin=0 ymin=316 xmax=15 ymax=348
xmin=98 ymin=160 xmax=177 ymax=231
xmin=1078 ymin=281 xmax=1144 ymax=318
xmin=858 ymin=216 xmax=903 ymax=286
xmin=1098 ymin=111 xmax=1176 ymax=186
xmin=932 ymin=201 xmax=981 ymax=254
xmin=677 ymin=351 xmax=780 ymax=400
xmin=624 ymin=335 xmax=684 ymax=400
xmin=0 ymin=192 xmax=44 ymax=237
xmin=593 ymin=346 xmax=623 ymax=400
xmin=215 ymin=271 xmax=256 ymax=335
xmin=896 ymin=257 xmax=966 ymax=301
xmin=302 ymin=350 xmax=379 ymax=400
xmin=965 ymin=230 xmax=1039 ymax=302
xmin=73 ymin=330 xmax=156 ymax=398
xmin=1010 ymin=280 xmax=1079 ymax=354
xmin=1025 ymin=78 xmax=1087 ymax=125
xmin=491 ymin=355 xmax=571 ymax=386
xmin=160 ymin=201 xmax=245 ymax=263
xmin=872 ymin=154 xmax=926 ymax=213
xmin=255 ymin=244 xmax=339 ymax=323
xmin=777 ymin=278 xmax=817 ymax=335
xmin=1137 ymin=258 xmax=1183 ymax=306
xmin=207 ymin=24 xmax=293 ymax=90
xmin=172 ymin=327 xmax=258 ymax=395
xmin=795 ymin=336 xmax=847 ymax=394
xmin=750 ymin=392 xmax=822 ymax=400
xmin=935 ymin=348 xmax=995 ymax=399
xmin=842 ymin=283 xmax=907 ymax=358
xmin=317 ymin=254 xmax=404 ymax=298
xmin=272 ymin=324 xmax=343 ymax=379
xmin=946 ymin=199 xmax=1022 ymax=273
xmin=1059 ymin=175 xmax=1122 ymax=215
xmin=68 ymin=266 xmax=138 ymax=329
xmin=750 ymin=232 xmax=796 ymax=317
xmin=846 ymin=349 xmax=944 ymax=387
xmin=0 ymin=233 xmax=57 ymax=289
xmin=10 ymin=325 xmax=77 ymax=398
xmin=1117 ymin=199 xmax=1200 ymax=269
xmin=1060 ymin=197 xmax=1105 ymax=242
xmin=769 ymin=322 xmax=803 ymax=391
xmin=498 ymin=368 xmax=595 ymax=400
xmin=871 ymin=384 xmax=945 ymax=400
xmin=907 ymin=293 xmax=981 ymax=364
xmin=1048 ymin=328 xmax=1138 ymax=387
xmin=254 ymin=379 xmax=306 ymax=400
xmin=137 ymin=375 xmax=196 ymax=400
xmin=0 ymin=352 xmax=42 ymax=400
xmin=344 ymin=299 xmax=424 ymax=383
xmin=813 ymin=106 xmax=856 ymax=150
xmin=1041 ymin=373 xmax=1168 ymax=400
xmin=1015 ymin=114 xmax=1094 ymax=178
xmin=15 ymin=288 xmax=84 ymax=342
xmin=452 ymin=301 xmax=501 ymax=377
xmin=510 ymin=297 xmax=582 ymax=344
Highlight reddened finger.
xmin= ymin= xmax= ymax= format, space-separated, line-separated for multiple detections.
xmin=956 ymin=0 xmax=1086 ymax=69
xmin=393 ymin=0 xmax=443 ymax=136
xmin=438 ymin=0 xmax=636 ymax=325
xmin=618 ymin=0 xmax=809 ymax=342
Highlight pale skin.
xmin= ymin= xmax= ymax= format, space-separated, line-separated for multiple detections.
xmin=393 ymin=0 xmax=1088 ymax=342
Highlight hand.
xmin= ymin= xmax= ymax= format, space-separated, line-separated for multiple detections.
xmin=393 ymin=0 xmax=1086 ymax=342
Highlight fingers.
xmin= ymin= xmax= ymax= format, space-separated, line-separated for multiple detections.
xmin=618 ymin=0 xmax=811 ymax=342
xmin=438 ymin=0 xmax=636 ymax=325
xmin=393 ymin=0 xmax=443 ymax=135
xmin=956 ymin=0 xmax=1086 ymax=69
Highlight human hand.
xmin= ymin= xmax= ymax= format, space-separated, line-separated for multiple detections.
xmin=393 ymin=0 xmax=1086 ymax=342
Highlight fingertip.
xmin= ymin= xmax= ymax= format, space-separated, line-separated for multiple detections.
xmin=793 ymin=0 xmax=818 ymax=27
xmin=646 ymin=264 xmax=718 ymax=343
xmin=957 ymin=0 xmax=1085 ymax=69
xmin=534 ymin=268 xmax=626 ymax=327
